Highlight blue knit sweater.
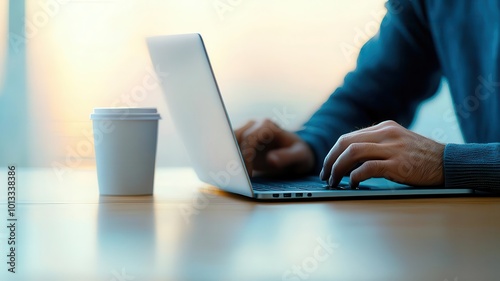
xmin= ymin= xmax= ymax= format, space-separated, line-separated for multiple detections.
xmin=296 ymin=0 xmax=500 ymax=189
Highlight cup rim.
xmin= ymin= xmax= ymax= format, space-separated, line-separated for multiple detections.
xmin=90 ymin=107 xmax=161 ymax=120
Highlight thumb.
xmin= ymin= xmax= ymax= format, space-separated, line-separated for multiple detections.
xmin=267 ymin=143 xmax=305 ymax=170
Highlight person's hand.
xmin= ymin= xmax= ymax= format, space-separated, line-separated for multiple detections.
xmin=235 ymin=119 xmax=315 ymax=177
xmin=320 ymin=120 xmax=445 ymax=187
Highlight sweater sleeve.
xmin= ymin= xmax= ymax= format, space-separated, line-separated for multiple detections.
xmin=444 ymin=143 xmax=500 ymax=189
xmin=296 ymin=0 xmax=442 ymax=173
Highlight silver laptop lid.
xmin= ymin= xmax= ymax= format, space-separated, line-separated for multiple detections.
xmin=146 ymin=34 xmax=254 ymax=197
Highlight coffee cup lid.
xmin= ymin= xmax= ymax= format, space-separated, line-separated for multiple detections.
xmin=90 ymin=108 xmax=161 ymax=120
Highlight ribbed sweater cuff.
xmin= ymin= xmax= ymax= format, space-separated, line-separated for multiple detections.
xmin=444 ymin=143 xmax=500 ymax=189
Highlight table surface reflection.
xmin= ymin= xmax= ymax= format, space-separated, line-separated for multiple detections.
xmin=1 ymin=167 xmax=500 ymax=281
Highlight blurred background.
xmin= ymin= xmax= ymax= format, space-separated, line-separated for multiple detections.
xmin=0 ymin=0 xmax=463 ymax=171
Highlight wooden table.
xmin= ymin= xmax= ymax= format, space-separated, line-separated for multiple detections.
xmin=0 ymin=167 xmax=499 ymax=281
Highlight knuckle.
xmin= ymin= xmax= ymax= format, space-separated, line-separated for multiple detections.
xmin=262 ymin=118 xmax=273 ymax=126
xmin=245 ymin=120 xmax=256 ymax=126
xmin=337 ymin=135 xmax=350 ymax=148
xmin=240 ymin=120 xmax=255 ymax=132
xmin=381 ymin=120 xmax=398 ymax=127
xmin=258 ymin=128 xmax=274 ymax=143
xmin=345 ymin=143 xmax=363 ymax=158
xmin=261 ymin=118 xmax=280 ymax=133
xmin=380 ymin=125 xmax=400 ymax=137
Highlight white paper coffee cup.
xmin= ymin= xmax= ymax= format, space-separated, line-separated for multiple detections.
xmin=90 ymin=108 xmax=161 ymax=195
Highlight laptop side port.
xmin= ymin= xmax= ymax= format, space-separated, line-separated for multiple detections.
xmin=272 ymin=194 xmax=279 ymax=198
xmin=295 ymin=193 xmax=303 ymax=197
xmin=283 ymin=193 xmax=292 ymax=198
xmin=307 ymin=193 xmax=312 ymax=197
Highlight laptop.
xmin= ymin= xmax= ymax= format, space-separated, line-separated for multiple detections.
xmin=146 ymin=33 xmax=474 ymax=200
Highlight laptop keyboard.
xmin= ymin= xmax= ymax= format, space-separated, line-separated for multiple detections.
xmin=251 ymin=177 xmax=350 ymax=192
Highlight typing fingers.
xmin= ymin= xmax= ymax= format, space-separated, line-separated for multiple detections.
xmin=320 ymin=129 xmax=387 ymax=181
